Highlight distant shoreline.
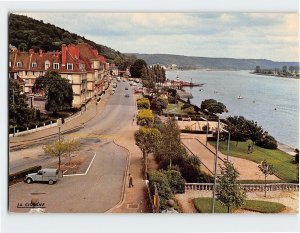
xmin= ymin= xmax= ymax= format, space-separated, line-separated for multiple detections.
xmin=250 ymin=72 xmax=299 ymax=80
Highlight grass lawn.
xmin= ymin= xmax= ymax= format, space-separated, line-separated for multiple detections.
xmin=193 ymin=197 xmax=286 ymax=213
xmin=164 ymin=102 xmax=184 ymax=114
xmin=211 ymin=140 xmax=298 ymax=182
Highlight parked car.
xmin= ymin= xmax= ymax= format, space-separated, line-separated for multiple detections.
xmin=125 ymin=87 xmax=128 ymax=90
xmin=24 ymin=168 xmax=59 ymax=185
xmin=110 ymin=90 xmax=115 ymax=95
xmin=125 ymin=93 xmax=130 ymax=97
xmin=132 ymin=83 xmax=138 ymax=86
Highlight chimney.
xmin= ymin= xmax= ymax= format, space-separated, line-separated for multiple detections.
xmin=39 ymin=49 xmax=43 ymax=57
xmin=92 ymin=48 xmax=98 ymax=57
xmin=61 ymin=44 xmax=66 ymax=66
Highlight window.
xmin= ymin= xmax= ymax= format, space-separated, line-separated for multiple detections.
xmin=67 ymin=63 xmax=73 ymax=70
xmin=17 ymin=62 xmax=22 ymax=67
xmin=9 ymin=61 xmax=11 ymax=67
xmin=32 ymin=62 xmax=37 ymax=68
xmin=53 ymin=63 xmax=59 ymax=70
xmin=45 ymin=61 xmax=50 ymax=70
xmin=79 ymin=64 xmax=85 ymax=70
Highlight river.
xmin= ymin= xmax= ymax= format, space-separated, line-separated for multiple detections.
xmin=166 ymin=70 xmax=299 ymax=148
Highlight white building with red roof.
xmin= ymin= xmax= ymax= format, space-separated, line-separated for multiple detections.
xmin=9 ymin=43 xmax=110 ymax=108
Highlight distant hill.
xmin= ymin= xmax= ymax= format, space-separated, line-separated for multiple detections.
xmin=9 ymin=14 xmax=126 ymax=63
xmin=127 ymin=53 xmax=299 ymax=70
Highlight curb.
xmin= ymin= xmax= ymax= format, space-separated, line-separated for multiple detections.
xmin=105 ymin=138 xmax=131 ymax=213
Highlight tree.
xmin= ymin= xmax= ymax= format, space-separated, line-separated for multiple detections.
xmin=129 ymin=59 xmax=147 ymax=78
xmin=255 ymin=66 xmax=261 ymax=73
xmin=43 ymin=138 xmax=80 ymax=171
xmin=137 ymin=98 xmax=150 ymax=110
xmin=217 ymin=161 xmax=246 ymax=213
xmin=201 ymin=99 xmax=226 ymax=115
xmin=9 ymin=79 xmax=34 ymax=128
xmin=150 ymin=97 xmax=168 ymax=115
xmin=258 ymin=160 xmax=274 ymax=197
xmin=136 ymin=109 xmax=154 ymax=127
xmin=33 ymin=71 xmax=73 ymax=115
xmin=256 ymin=134 xmax=277 ymax=149
xmin=134 ymin=127 xmax=162 ymax=179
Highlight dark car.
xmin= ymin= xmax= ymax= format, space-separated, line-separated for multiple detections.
xmin=125 ymin=87 xmax=128 ymax=90
xmin=125 ymin=93 xmax=130 ymax=97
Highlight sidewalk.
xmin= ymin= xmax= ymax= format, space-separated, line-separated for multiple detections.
xmin=111 ymin=93 xmax=151 ymax=213
xmin=9 ymin=92 xmax=110 ymax=146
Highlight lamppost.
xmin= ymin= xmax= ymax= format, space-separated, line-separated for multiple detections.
xmin=12 ymin=88 xmax=16 ymax=137
xmin=58 ymin=126 xmax=61 ymax=171
xmin=200 ymin=116 xmax=209 ymax=146
xmin=212 ymin=119 xmax=220 ymax=213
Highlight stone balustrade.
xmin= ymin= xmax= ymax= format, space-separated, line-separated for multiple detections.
xmin=185 ymin=183 xmax=299 ymax=192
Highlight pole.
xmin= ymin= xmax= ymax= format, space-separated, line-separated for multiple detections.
xmin=227 ymin=132 xmax=230 ymax=161
xmin=12 ymin=89 xmax=16 ymax=137
xmin=58 ymin=126 xmax=61 ymax=171
xmin=206 ymin=119 xmax=208 ymax=146
xmin=212 ymin=119 xmax=220 ymax=213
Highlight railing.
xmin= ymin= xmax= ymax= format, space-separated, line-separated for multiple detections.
xmin=185 ymin=183 xmax=299 ymax=192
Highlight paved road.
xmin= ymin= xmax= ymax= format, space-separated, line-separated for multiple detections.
xmin=9 ymin=80 xmax=136 ymax=213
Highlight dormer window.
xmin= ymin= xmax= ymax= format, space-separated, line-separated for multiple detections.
xmin=32 ymin=62 xmax=37 ymax=68
xmin=17 ymin=62 xmax=22 ymax=67
xmin=67 ymin=63 xmax=73 ymax=70
xmin=53 ymin=63 xmax=59 ymax=70
xmin=45 ymin=61 xmax=50 ymax=70
xmin=79 ymin=64 xmax=85 ymax=70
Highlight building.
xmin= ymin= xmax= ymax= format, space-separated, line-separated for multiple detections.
xmin=9 ymin=43 xmax=109 ymax=108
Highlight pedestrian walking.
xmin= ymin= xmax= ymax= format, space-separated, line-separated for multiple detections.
xmin=129 ymin=173 xmax=134 ymax=188
xmin=247 ymin=144 xmax=251 ymax=154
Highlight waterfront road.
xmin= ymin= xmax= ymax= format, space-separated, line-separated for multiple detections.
xmin=9 ymin=80 xmax=136 ymax=213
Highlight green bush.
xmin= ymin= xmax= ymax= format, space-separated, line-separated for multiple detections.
xmin=164 ymin=170 xmax=185 ymax=194
xmin=182 ymin=106 xmax=195 ymax=115
xmin=137 ymin=98 xmax=150 ymax=109
xmin=148 ymin=171 xmax=173 ymax=210
xmin=257 ymin=134 xmax=277 ymax=149
xmin=137 ymin=109 xmax=154 ymax=127
xmin=9 ymin=165 xmax=42 ymax=183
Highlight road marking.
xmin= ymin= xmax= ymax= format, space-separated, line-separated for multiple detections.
xmin=63 ymin=152 xmax=96 ymax=177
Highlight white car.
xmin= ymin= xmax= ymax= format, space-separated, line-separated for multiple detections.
xmin=25 ymin=168 xmax=59 ymax=185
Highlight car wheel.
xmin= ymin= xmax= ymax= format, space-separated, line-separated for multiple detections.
xmin=26 ymin=178 xmax=32 ymax=184
xmin=48 ymin=180 xmax=54 ymax=185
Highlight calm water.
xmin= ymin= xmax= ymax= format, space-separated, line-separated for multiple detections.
xmin=167 ymin=70 xmax=299 ymax=148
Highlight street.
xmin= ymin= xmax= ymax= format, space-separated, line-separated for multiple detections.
xmin=9 ymin=80 xmax=136 ymax=213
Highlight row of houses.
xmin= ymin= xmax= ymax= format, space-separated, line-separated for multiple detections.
xmin=9 ymin=43 xmax=114 ymax=109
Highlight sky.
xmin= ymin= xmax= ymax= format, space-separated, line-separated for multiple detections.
xmin=19 ymin=13 xmax=299 ymax=62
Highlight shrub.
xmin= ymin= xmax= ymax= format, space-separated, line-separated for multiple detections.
xmin=181 ymin=103 xmax=191 ymax=110
xmin=137 ymin=109 xmax=154 ymax=127
xmin=137 ymin=98 xmax=150 ymax=109
xmin=9 ymin=165 xmax=42 ymax=183
xmin=257 ymin=134 xmax=277 ymax=149
xmin=164 ymin=170 xmax=185 ymax=194
xmin=183 ymin=106 xmax=195 ymax=115
xmin=168 ymin=96 xmax=177 ymax=104
xmin=148 ymin=171 xmax=173 ymax=210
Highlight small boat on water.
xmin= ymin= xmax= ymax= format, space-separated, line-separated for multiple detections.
xmin=237 ymin=95 xmax=243 ymax=99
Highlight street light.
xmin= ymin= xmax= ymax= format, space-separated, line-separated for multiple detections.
xmin=200 ymin=116 xmax=209 ymax=146
xmin=212 ymin=118 xmax=220 ymax=213
xmin=58 ymin=126 xmax=61 ymax=171
xmin=12 ymin=88 xmax=16 ymax=137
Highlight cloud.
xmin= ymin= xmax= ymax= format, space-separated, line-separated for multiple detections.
xmin=14 ymin=12 xmax=299 ymax=61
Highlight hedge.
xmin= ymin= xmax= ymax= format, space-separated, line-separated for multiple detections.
xmin=137 ymin=98 xmax=150 ymax=110
xmin=9 ymin=165 xmax=42 ymax=183
xmin=137 ymin=109 xmax=154 ymax=127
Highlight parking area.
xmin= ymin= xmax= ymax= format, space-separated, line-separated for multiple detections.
xmin=9 ymin=141 xmax=128 ymax=213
